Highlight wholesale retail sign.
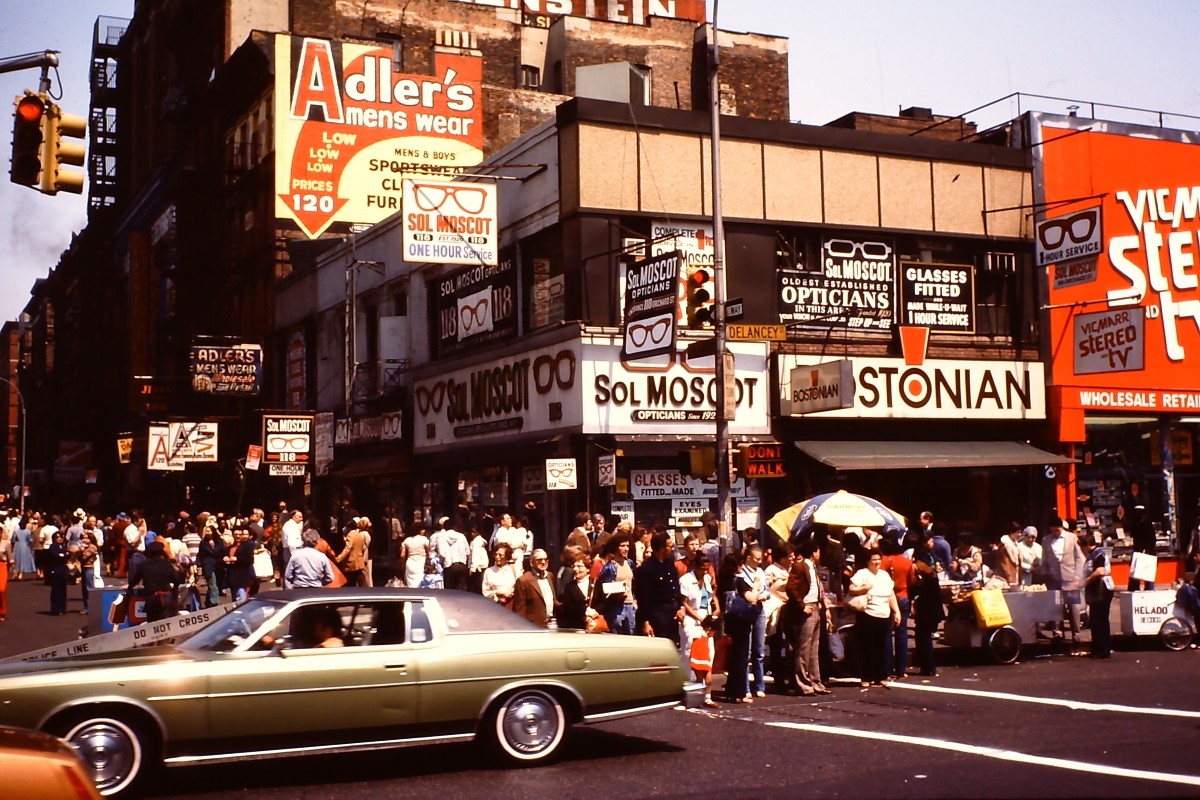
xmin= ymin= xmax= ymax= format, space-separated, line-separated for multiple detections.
xmin=622 ymin=251 xmax=681 ymax=360
xmin=778 ymin=238 xmax=895 ymax=330
xmin=262 ymin=414 xmax=314 ymax=470
xmin=403 ymin=179 xmax=497 ymax=265
xmin=898 ymin=262 xmax=975 ymax=333
xmin=1035 ymin=115 xmax=1200 ymax=412
xmin=274 ymin=35 xmax=484 ymax=238
xmin=778 ymin=353 xmax=1046 ymax=420
xmin=189 ymin=342 xmax=263 ymax=395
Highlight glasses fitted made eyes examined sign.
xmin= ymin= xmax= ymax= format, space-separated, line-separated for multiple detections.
xmin=431 ymin=247 xmax=517 ymax=357
xmin=778 ymin=238 xmax=896 ymax=331
xmin=622 ymin=250 xmax=682 ymax=361
xmin=274 ymin=35 xmax=484 ymax=239
xmin=1035 ymin=118 xmax=1200 ymax=412
xmin=262 ymin=413 xmax=314 ymax=476
xmin=403 ymin=178 xmax=498 ymax=266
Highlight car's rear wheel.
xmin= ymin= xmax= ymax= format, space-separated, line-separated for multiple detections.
xmin=491 ymin=688 xmax=566 ymax=763
xmin=50 ymin=711 xmax=156 ymax=798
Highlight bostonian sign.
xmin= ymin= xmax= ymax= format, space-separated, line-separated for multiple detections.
xmin=778 ymin=354 xmax=1045 ymax=420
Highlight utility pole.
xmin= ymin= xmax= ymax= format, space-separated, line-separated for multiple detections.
xmin=709 ymin=0 xmax=734 ymax=552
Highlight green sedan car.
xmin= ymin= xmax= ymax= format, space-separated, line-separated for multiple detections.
xmin=0 ymin=588 xmax=703 ymax=797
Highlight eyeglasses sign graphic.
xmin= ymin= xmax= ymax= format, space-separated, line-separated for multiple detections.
xmin=457 ymin=286 xmax=494 ymax=340
xmin=402 ymin=178 xmax=498 ymax=266
xmin=1036 ymin=206 xmax=1103 ymax=268
xmin=546 ymin=457 xmax=578 ymax=491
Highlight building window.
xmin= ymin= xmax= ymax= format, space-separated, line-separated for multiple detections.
xmin=521 ymin=65 xmax=541 ymax=89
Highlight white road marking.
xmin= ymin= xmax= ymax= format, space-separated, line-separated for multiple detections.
xmin=888 ymin=681 xmax=1200 ymax=720
xmin=767 ymin=721 xmax=1200 ymax=788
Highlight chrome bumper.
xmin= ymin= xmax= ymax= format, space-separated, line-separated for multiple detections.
xmin=681 ymin=680 xmax=707 ymax=709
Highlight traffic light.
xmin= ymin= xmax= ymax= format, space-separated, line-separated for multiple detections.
xmin=10 ymin=91 xmax=46 ymax=186
xmin=40 ymin=101 xmax=86 ymax=195
xmin=677 ymin=447 xmax=715 ymax=478
xmin=686 ymin=268 xmax=714 ymax=329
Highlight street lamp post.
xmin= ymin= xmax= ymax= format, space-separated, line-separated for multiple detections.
xmin=709 ymin=0 xmax=733 ymax=551
xmin=0 ymin=376 xmax=26 ymax=516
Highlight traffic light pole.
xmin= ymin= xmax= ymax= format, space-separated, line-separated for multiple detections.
xmin=709 ymin=0 xmax=733 ymax=555
xmin=0 ymin=50 xmax=59 ymax=92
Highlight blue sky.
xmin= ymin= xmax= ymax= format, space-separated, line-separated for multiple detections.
xmin=2 ymin=0 xmax=1199 ymax=324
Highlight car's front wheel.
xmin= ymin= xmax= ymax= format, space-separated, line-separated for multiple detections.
xmin=50 ymin=711 xmax=156 ymax=798
xmin=490 ymin=688 xmax=567 ymax=763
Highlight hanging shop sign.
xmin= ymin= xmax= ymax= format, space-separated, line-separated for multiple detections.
xmin=778 ymin=353 xmax=1046 ymax=420
xmin=650 ymin=221 xmax=714 ymax=328
xmin=314 ymin=412 xmax=335 ymax=476
xmin=334 ymin=411 xmax=403 ymax=445
xmin=778 ymin=238 xmax=895 ymax=331
xmin=147 ymin=424 xmax=184 ymax=471
xmin=262 ymin=413 xmax=314 ymax=473
xmin=611 ymin=500 xmax=635 ymax=528
xmin=431 ymin=247 xmax=517 ymax=356
xmin=273 ymin=34 xmax=484 ymax=239
xmin=789 ymin=360 xmax=854 ymax=415
xmin=402 ymin=179 xmax=497 ymax=265
xmin=167 ymin=422 xmax=218 ymax=463
xmin=445 ymin=0 xmax=706 ymax=25
xmin=898 ymin=262 xmax=975 ymax=333
xmin=116 ymin=433 xmax=133 ymax=465
xmin=1034 ymin=116 xmax=1200 ymax=412
xmin=1073 ymin=307 xmax=1145 ymax=375
xmin=598 ymin=453 xmax=616 ymax=487
xmin=189 ymin=341 xmax=263 ymax=395
xmin=1037 ymin=206 xmax=1103 ymax=271
xmin=622 ymin=250 xmax=681 ymax=360
xmin=246 ymin=444 xmax=262 ymax=471
xmin=629 ymin=470 xmax=754 ymax=501
xmin=546 ymin=457 xmax=577 ymax=491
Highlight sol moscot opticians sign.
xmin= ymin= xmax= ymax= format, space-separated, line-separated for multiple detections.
xmin=778 ymin=354 xmax=1046 ymax=420
xmin=274 ymin=35 xmax=483 ymax=238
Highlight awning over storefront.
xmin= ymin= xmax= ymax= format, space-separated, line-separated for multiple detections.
xmin=794 ymin=441 xmax=1077 ymax=471
xmin=332 ymin=453 xmax=409 ymax=478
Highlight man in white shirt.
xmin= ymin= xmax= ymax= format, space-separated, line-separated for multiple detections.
xmin=435 ymin=514 xmax=470 ymax=591
xmin=513 ymin=549 xmax=558 ymax=627
xmin=281 ymin=509 xmax=305 ymax=568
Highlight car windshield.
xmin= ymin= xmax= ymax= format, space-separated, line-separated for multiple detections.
xmin=177 ymin=599 xmax=286 ymax=653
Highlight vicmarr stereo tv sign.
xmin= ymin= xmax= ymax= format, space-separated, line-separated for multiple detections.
xmin=778 ymin=354 xmax=1045 ymax=420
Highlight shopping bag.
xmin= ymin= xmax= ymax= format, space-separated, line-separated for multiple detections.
xmin=1130 ymin=551 xmax=1158 ymax=584
xmin=971 ymin=589 xmax=1012 ymax=628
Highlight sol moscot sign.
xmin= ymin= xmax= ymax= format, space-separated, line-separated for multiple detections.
xmin=1035 ymin=115 xmax=1200 ymax=413
xmin=274 ymin=35 xmax=484 ymax=238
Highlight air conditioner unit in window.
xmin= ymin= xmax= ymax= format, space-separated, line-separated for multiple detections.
xmin=985 ymin=252 xmax=1016 ymax=273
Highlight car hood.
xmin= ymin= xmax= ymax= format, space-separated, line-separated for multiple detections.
xmin=0 ymin=646 xmax=190 ymax=679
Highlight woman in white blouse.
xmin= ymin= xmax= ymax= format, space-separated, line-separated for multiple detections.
xmin=847 ymin=549 xmax=901 ymax=689
xmin=481 ymin=543 xmax=518 ymax=607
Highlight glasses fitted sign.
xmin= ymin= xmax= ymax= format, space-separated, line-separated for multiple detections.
xmin=898 ymin=262 xmax=975 ymax=333
xmin=778 ymin=238 xmax=895 ymax=330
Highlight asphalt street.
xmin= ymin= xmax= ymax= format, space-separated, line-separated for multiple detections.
xmin=2 ymin=579 xmax=1199 ymax=799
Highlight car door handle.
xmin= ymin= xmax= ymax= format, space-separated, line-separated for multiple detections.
xmin=385 ymin=663 xmax=408 ymax=674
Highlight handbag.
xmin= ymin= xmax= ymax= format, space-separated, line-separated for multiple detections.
xmin=252 ymin=547 xmax=274 ymax=580
xmin=585 ymin=614 xmax=609 ymax=633
xmin=724 ymin=591 xmax=758 ymax=626
xmin=846 ymin=592 xmax=870 ymax=612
